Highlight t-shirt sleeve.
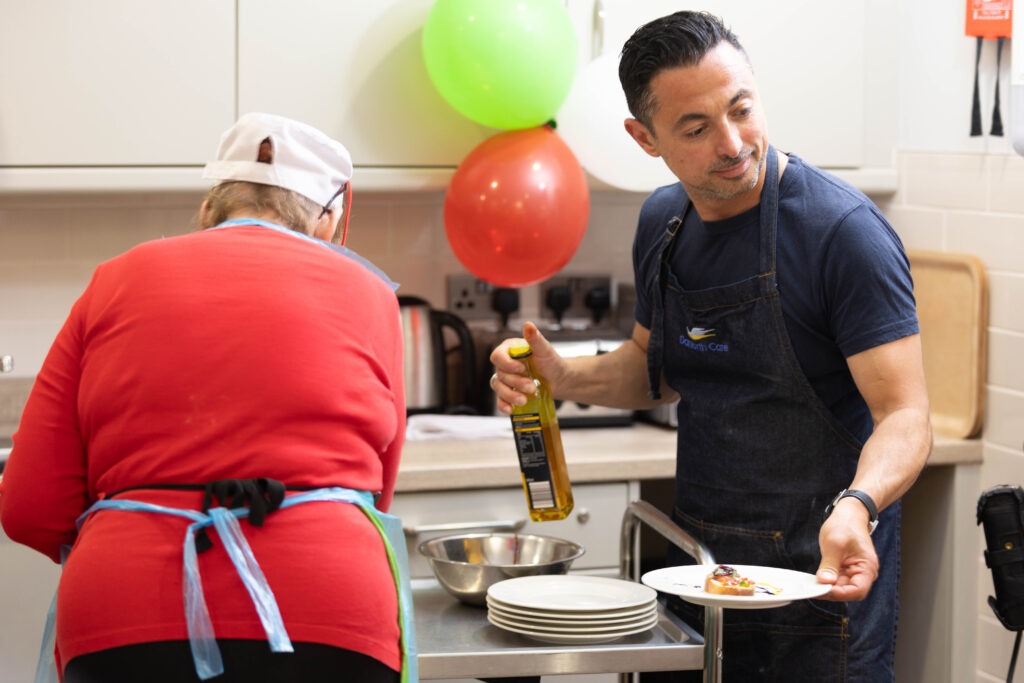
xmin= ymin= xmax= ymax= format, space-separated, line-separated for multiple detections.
xmin=822 ymin=204 xmax=919 ymax=358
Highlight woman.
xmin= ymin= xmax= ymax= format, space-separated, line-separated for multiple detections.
xmin=0 ymin=113 xmax=411 ymax=683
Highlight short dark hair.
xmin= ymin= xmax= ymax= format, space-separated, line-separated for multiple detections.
xmin=618 ymin=11 xmax=747 ymax=128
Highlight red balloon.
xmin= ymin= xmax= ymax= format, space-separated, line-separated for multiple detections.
xmin=444 ymin=125 xmax=590 ymax=288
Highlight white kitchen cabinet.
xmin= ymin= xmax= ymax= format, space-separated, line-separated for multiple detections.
xmin=237 ymin=0 xmax=493 ymax=170
xmin=0 ymin=1 xmax=894 ymax=195
xmin=0 ymin=1 xmax=235 ymax=167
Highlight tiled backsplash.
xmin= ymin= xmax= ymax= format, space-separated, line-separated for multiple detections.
xmin=0 ymin=189 xmax=644 ymax=379
xmin=0 ymin=188 xmax=644 ymax=428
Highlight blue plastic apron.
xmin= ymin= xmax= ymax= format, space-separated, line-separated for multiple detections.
xmin=35 ymin=487 xmax=417 ymax=683
xmin=644 ymin=148 xmax=900 ymax=682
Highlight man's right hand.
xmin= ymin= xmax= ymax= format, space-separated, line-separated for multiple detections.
xmin=489 ymin=322 xmax=564 ymax=414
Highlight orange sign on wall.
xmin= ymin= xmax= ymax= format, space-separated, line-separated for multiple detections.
xmin=966 ymin=0 xmax=1012 ymax=38
xmin=967 ymin=0 xmax=1011 ymax=136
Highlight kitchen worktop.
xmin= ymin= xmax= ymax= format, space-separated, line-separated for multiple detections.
xmin=396 ymin=421 xmax=982 ymax=492
xmin=0 ymin=422 xmax=982 ymax=485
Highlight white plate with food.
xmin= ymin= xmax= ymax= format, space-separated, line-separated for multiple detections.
xmin=487 ymin=575 xmax=658 ymax=613
xmin=641 ymin=563 xmax=832 ymax=609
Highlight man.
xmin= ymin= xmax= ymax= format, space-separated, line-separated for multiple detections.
xmin=490 ymin=11 xmax=932 ymax=682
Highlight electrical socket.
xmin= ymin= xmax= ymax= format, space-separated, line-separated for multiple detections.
xmin=446 ymin=273 xmax=497 ymax=321
xmin=538 ymin=274 xmax=614 ymax=325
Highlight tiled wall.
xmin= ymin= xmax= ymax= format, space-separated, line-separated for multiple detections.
xmin=0 ymin=189 xmax=645 ymax=378
xmin=0 ymin=187 xmax=645 ymax=429
xmin=883 ymin=151 xmax=1024 ymax=683
xmin=2 ymin=150 xmax=1023 ymax=680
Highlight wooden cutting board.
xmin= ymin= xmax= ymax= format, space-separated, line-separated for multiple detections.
xmin=908 ymin=250 xmax=988 ymax=439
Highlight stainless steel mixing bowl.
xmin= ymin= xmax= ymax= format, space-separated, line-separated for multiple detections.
xmin=418 ymin=532 xmax=586 ymax=606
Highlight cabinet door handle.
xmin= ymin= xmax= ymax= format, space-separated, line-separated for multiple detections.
xmin=403 ymin=519 xmax=527 ymax=537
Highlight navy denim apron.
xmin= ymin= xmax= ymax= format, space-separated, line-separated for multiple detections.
xmin=645 ymin=148 xmax=899 ymax=682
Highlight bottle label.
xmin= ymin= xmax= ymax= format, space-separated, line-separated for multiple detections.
xmin=511 ymin=412 xmax=556 ymax=510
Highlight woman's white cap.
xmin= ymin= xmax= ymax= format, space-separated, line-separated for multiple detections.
xmin=202 ymin=112 xmax=353 ymax=209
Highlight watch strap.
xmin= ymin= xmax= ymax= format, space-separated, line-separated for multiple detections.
xmin=825 ymin=488 xmax=879 ymax=535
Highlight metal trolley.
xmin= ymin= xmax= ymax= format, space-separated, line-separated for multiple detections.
xmin=413 ymin=500 xmax=723 ymax=683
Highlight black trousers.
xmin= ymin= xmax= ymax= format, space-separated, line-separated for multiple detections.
xmin=63 ymin=640 xmax=400 ymax=683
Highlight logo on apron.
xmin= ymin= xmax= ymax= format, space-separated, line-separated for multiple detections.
xmin=679 ymin=327 xmax=730 ymax=353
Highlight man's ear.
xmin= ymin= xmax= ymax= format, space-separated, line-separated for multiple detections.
xmin=624 ymin=118 xmax=661 ymax=158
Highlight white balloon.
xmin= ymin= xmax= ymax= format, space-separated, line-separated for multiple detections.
xmin=556 ymin=53 xmax=678 ymax=193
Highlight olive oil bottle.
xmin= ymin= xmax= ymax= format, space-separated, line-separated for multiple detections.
xmin=508 ymin=344 xmax=574 ymax=521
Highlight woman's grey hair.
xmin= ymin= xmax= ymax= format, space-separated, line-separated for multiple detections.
xmin=198 ymin=182 xmax=322 ymax=235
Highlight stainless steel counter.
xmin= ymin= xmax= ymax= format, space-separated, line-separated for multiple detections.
xmin=414 ymin=580 xmax=704 ymax=680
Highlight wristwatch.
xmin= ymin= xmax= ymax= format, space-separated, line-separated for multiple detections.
xmin=824 ymin=489 xmax=879 ymax=535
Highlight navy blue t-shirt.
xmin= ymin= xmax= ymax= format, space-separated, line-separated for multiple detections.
xmin=633 ymin=154 xmax=918 ymax=441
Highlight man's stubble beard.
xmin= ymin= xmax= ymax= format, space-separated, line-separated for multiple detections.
xmin=691 ymin=151 xmax=765 ymax=203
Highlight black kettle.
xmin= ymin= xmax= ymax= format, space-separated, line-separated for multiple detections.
xmin=398 ymin=296 xmax=478 ymax=415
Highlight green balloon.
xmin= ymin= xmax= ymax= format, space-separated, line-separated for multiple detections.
xmin=422 ymin=0 xmax=578 ymax=130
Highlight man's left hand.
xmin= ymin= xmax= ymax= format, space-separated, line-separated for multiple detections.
xmin=815 ymin=496 xmax=879 ymax=601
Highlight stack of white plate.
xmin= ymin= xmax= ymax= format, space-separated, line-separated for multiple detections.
xmin=485 ymin=574 xmax=660 ymax=644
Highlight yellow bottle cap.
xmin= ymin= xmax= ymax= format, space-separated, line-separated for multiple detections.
xmin=509 ymin=344 xmax=532 ymax=359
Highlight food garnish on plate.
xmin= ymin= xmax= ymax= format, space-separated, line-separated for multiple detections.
xmin=704 ymin=564 xmax=769 ymax=596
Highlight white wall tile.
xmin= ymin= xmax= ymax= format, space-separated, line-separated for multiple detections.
xmin=987 ymin=330 xmax=1024 ymax=391
xmin=989 ymin=273 xmax=1024 ymax=333
xmin=901 ymin=152 xmax=989 ymax=210
xmin=67 ymin=206 xmax=194 ymax=262
xmin=0 ymin=262 xmax=95 ymax=319
xmin=0 ymin=320 xmax=64 ymax=379
xmin=884 ymin=205 xmax=948 ymax=251
xmin=979 ymin=442 xmax=1024 ymax=488
xmin=982 ymin=388 xmax=1024 ymax=452
xmin=946 ymin=211 xmax=1024 ymax=273
xmin=987 ymin=154 xmax=1024 ymax=214
xmin=0 ymin=208 xmax=73 ymax=261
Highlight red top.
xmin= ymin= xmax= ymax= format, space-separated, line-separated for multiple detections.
xmin=0 ymin=223 xmax=406 ymax=672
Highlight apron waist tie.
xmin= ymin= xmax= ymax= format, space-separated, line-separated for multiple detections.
xmin=105 ymin=479 xmax=295 ymax=553
xmin=57 ymin=485 xmax=418 ymax=683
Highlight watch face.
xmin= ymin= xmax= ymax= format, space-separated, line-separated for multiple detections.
xmin=824 ymin=489 xmax=848 ymax=518
xmin=824 ymin=489 xmax=879 ymax=535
